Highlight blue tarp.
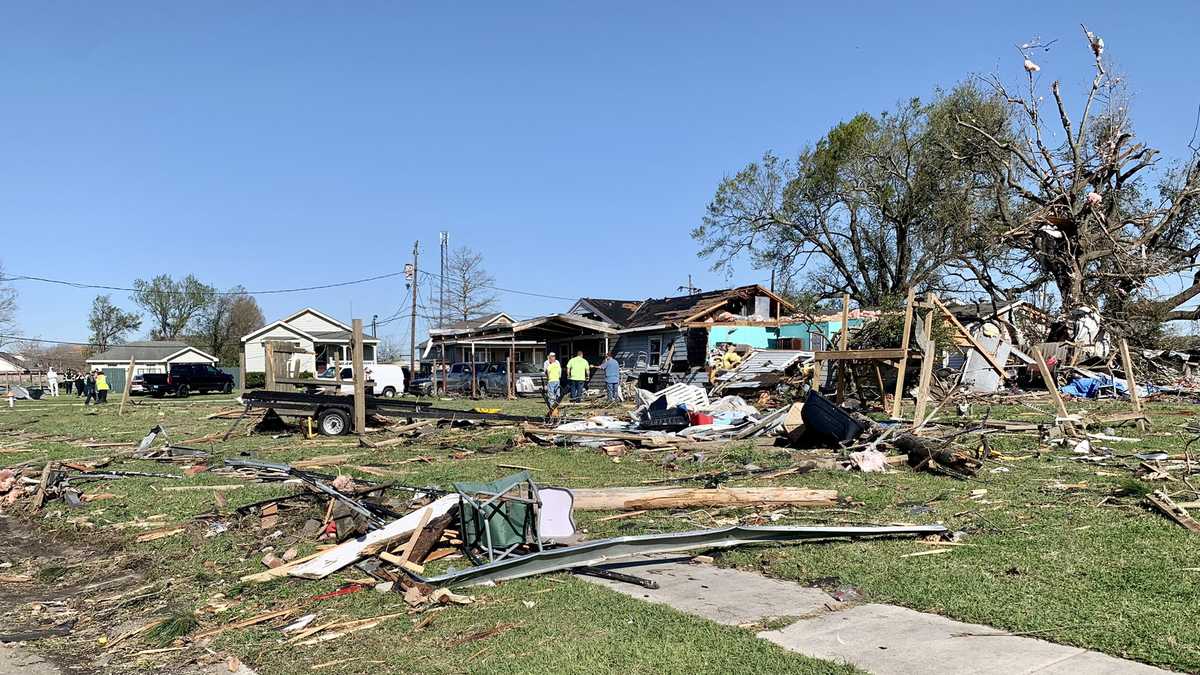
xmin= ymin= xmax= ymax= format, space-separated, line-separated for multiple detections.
xmin=1060 ymin=374 xmax=1157 ymax=399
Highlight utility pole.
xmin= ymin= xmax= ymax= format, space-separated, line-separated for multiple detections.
xmin=371 ymin=314 xmax=378 ymax=341
xmin=770 ymin=268 xmax=776 ymax=293
xmin=409 ymin=240 xmax=419 ymax=379
xmin=439 ymin=231 xmax=448 ymax=329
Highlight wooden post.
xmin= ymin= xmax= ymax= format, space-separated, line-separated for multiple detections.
xmin=238 ymin=349 xmax=246 ymax=394
xmin=119 ymin=358 xmax=135 ymax=415
xmin=508 ymin=334 xmax=516 ymax=399
xmin=1033 ymin=346 xmax=1076 ymax=435
xmin=911 ymin=298 xmax=937 ymax=424
xmin=264 ymin=341 xmax=276 ymax=391
xmin=1119 ymin=339 xmax=1147 ymax=432
xmin=890 ymin=288 xmax=916 ymax=419
xmin=352 ymin=319 xmax=366 ymax=435
xmin=837 ymin=293 xmax=849 ymax=403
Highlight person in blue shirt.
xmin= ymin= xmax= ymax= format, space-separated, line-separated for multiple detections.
xmin=599 ymin=351 xmax=621 ymax=402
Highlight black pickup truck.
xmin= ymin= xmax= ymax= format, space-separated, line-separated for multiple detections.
xmin=140 ymin=363 xmax=234 ymax=397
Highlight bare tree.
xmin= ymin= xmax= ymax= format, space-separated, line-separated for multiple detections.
xmin=959 ymin=27 xmax=1200 ymax=340
xmin=0 ymin=260 xmax=17 ymax=346
xmin=132 ymin=274 xmax=216 ymax=339
xmin=193 ymin=288 xmax=264 ymax=363
xmin=87 ymin=295 xmax=142 ymax=355
xmin=376 ymin=335 xmax=406 ymax=363
xmin=444 ymin=246 xmax=499 ymax=322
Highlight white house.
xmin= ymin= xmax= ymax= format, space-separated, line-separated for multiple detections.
xmin=86 ymin=341 xmax=219 ymax=375
xmin=0 ymin=351 xmax=27 ymax=373
xmin=241 ymin=307 xmax=378 ymax=375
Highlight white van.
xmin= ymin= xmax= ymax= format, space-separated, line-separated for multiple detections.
xmin=318 ymin=364 xmax=406 ymax=397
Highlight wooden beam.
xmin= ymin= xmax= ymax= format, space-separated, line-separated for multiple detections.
xmin=930 ymin=295 xmax=1006 ymax=378
xmin=813 ymin=349 xmax=910 ymax=361
xmin=1118 ymin=338 xmax=1147 ymax=432
xmin=238 ymin=350 xmax=246 ymax=395
xmin=837 ymin=293 xmax=849 ymax=403
xmin=351 ymin=319 xmax=366 ymax=435
xmin=570 ymin=486 xmax=838 ymax=511
xmin=119 ymin=358 xmax=135 ymax=416
xmin=264 ymin=341 xmax=276 ymax=391
xmin=1033 ymin=346 xmax=1076 ymax=435
xmin=911 ymin=298 xmax=937 ymax=425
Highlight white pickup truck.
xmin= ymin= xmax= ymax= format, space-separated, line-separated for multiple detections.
xmin=317 ymin=364 xmax=406 ymax=397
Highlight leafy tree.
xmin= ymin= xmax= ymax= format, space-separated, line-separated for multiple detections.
xmin=444 ymin=247 xmax=499 ymax=322
xmin=192 ymin=288 xmax=264 ymax=363
xmin=132 ymin=274 xmax=216 ymax=339
xmin=695 ymin=87 xmax=1012 ymax=307
xmin=87 ymin=295 xmax=141 ymax=355
xmin=960 ymin=28 xmax=1200 ymax=341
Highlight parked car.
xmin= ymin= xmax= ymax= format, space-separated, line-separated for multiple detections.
xmin=409 ymin=363 xmax=479 ymax=396
xmin=141 ymin=363 xmax=234 ymax=397
xmin=129 ymin=373 xmax=147 ymax=395
xmin=479 ymin=362 xmax=545 ymax=396
xmin=316 ymin=364 xmax=407 ymax=397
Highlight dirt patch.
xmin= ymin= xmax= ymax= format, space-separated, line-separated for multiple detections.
xmin=0 ymin=515 xmax=145 ymax=674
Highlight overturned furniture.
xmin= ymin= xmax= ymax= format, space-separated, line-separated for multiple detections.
xmin=454 ymin=470 xmax=576 ymax=563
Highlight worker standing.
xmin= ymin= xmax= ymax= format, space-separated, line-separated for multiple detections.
xmin=83 ymin=372 xmax=96 ymax=405
xmin=543 ymin=353 xmax=562 ymax=403
xmin=599 ymin=352 xmax=621 ymax=402
xmin=94 ymin=370 xmax=109 ymax=404
xmin=46 ymin=367 xmax=59 ymax=397
xmin=566 ymin=350 xmax=589 ymax=403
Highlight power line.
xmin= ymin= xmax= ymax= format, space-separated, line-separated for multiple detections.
xmin=3 ymin=267 xmax=582 ymax=302
xmin=0 ymin=271 xmax=408 ymax=296
xmin=0 ymin=335 xmax=95 ymax=347
xmin=417 ymin=269 xmax=577 ymax=302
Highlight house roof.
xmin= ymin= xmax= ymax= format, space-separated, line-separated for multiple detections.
xmin=943 ymin=299 xmax=1045 ymax=322
xmin=86 ymin=341 xmax=218 ymax=364
xmin=0 ymin=352 xmax=25 ymax=367
xmin=309 ymin=330 xmax=379 ymax=343
xmin=429 ymin=313 xmax=513 ymax=336
xmin=623 ymin=284 xmax=793 ymax=329
xmin=242 ymin=307 xmax=378 ymax=343
xmin=574 ymin=299 xmax=642 ymax=327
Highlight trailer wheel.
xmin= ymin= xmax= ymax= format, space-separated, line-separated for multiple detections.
xmin=317 ymin=408 xmax=350 ymax=436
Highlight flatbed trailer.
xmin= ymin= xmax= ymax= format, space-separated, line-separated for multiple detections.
xmin=239 ymin=389 xmax=564 ymax=435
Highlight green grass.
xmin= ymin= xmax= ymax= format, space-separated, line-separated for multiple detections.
xmin=3 ymin=392 xmax=1199 ymax=672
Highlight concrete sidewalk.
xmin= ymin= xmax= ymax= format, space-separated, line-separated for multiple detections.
xmin=583 ymin=558 xmax=1174 ymax=674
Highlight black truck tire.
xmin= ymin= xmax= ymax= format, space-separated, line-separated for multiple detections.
xmin=177 ymin=384 xmax=190 ymax=398
xmin=222 ymin=382 xmax=233 ymax=394
xmin=317 ymin=408 xmax=350 ymax=436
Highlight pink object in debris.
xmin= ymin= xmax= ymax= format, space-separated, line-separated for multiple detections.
xmin=1086 ymin=191 xmax=1102 ymax=206
xmin=331 ymin=475 xmax=354 ymax=492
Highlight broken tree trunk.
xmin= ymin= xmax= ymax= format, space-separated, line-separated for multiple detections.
xmin=569 ymin=486 xmax=838 ymax=511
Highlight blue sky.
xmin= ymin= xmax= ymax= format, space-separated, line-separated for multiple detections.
xmin=3 ymin=1 xmax=1199 ymax=346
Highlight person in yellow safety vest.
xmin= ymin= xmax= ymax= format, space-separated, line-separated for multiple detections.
xmin=94 ymin=370 xmax=110 ymax=404
xmin=544 ymin=353 xmax=562 ymax=403
xmin=566 ymin=350 xmax=590 ymax=402
xmin=720 ymin=344 xmax=743 ymax=371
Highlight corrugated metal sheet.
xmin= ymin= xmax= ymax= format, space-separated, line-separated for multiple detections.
xmin=713 ymin=349 xmax=813 ymax=390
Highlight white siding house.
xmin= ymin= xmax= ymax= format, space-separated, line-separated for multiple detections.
xmin=86 ymin=341 xmax=219 ymax=375
xmin=0 ymin=352 xmax=27 ymax=373
xmin=241 ymin=308 xmax=378 ymax=374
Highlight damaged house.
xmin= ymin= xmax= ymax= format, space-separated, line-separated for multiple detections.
xmin=569 ymin=285 xmax=806 ymax=373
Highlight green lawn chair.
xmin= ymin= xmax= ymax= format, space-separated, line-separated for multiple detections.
xmin=454 ymin=471 xmax=544 ymax=564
